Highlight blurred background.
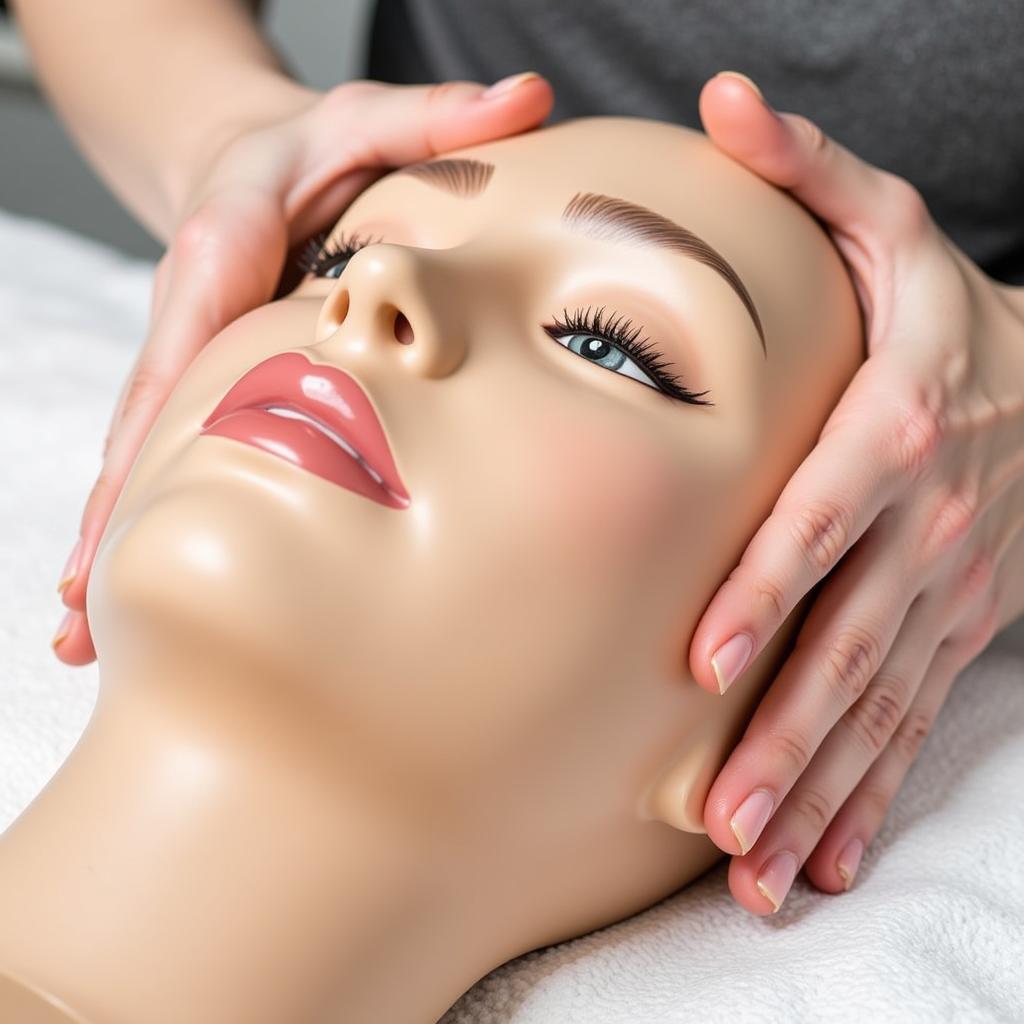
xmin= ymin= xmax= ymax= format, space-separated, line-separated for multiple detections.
xmin=0 ymin=0 xmax=375 ymax=259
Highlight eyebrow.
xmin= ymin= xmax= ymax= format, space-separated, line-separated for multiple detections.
xmin=393 ymin=158 xmax=495 ymax=198
xmin=390 ymin=163 xmax=765 ymax=352
xmin=562 ymin=192 xmax=765 ymax=353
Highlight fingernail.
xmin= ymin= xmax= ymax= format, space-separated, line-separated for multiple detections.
xmin=730 ymin=788 xmax=775 ymax=855
xmin=710 ymin=633 xmax=753 ymax=694
xmin=756 ymin=850 xmax=799 ymax=913
xmin=836 ymin=837 xmax=864 ymax=891
xmin=51 ymin=610 xmax=73 ymax=650
xmin=716 ymin=70 xmax=766 ymax=102
xmin=57 ymin=537 xmax=83 ymax=594
xmin=482 ymin=71 xmax=541 ymax=100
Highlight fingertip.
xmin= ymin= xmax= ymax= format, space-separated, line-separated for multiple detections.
xmin=699 ymin=71 xmax=790 ymax=168
xmin=689 ymin=602 xmax=758 ymax=695
xmin=468 ymin=72 xmax=555 ymax=134
xmin=727 ymin=856 xmax=779 ymax=916
xmin=481 ymin=70 xmax=552 ymax=106
xmin=705 ymin=70 xmax=767 ymax=104
xmin=688 ymin=652 xmax=723 ymax=695
xmin=51 ymin=610 xmax=97 ymax=667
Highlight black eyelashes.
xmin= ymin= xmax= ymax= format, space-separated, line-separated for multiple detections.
xmin=298 ymin=230 xmax=379 ymax=278
xmin=545 ymin=305 xmax=713 ymax=406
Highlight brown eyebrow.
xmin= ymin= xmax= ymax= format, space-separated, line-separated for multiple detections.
xmin=562 ymin=192 xmax=766 ymax=353
xmin=393 ymin=158 xmax=495 ymax=198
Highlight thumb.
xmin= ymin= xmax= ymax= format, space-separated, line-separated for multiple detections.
xmin=698 ymin=71 xmax=894 ymax=237
xmin=314 ymin=72 xmax=554 ymax=171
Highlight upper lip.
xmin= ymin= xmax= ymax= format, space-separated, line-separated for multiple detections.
xmin=200 ymin=351 xmax=409 ymax=502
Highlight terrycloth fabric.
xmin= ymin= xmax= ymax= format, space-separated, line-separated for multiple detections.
xmin=1 ymin=208 xmax=1022 ymax=1024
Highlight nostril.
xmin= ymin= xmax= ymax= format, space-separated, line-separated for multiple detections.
xmin=393 ymin=311 xmax=414 ymax=346
xmin=317 ymin=289 xmax=350 ymax=342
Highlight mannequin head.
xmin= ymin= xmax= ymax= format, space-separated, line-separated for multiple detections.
xmin=87 ymin=117 xmax=862 ymax=956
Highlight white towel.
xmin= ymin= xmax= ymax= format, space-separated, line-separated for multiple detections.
xmin=1 ymin=208 xmax=1022 ymax=1024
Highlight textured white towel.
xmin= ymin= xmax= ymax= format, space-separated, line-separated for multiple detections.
xmin=1 ymin=209 xmax=1022 ymax=1024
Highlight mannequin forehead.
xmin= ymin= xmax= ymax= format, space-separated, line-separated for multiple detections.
xmin=339 ymin=117 xmax=820 ymax=350
xmin=356 ymin=117 xmax=786 ymax=227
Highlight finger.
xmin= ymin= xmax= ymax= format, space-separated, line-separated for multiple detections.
xmin=93 ymin=254 xmax=178 ymax=464
xmin=698 ymin=72 xmax=929 ymax=246
xmin=57 ymin=189 xmax=287 ymax=650
xmin=288 ymin=73 xmax=555 ymax=222
xmin=726 ymin=591 xmax=944 ymax=914
xmin=49 ymin=608 xmax=96 ymax=667
xmin=703 ymin=514 xmax=915 ymax=860
xmin=687 ymin=370 xmax=937 ymax=696
xmin=802 ymin=632 xmax=970 ymax=896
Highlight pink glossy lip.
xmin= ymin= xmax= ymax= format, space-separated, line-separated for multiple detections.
xmin=199 ymin=352 xmax=410 ymax=510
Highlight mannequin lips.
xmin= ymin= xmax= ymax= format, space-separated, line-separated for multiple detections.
xmin=199 ymin=352 xmax=410 ymax=509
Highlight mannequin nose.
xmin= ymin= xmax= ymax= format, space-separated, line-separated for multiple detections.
xmin=313 ymin=244 xmax=465 ymax=378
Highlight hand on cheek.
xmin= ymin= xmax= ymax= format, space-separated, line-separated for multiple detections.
xmin=690 ymin=71 xmax=1024 ymax=914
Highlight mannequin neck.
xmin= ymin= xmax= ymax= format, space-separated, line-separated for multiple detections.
xmin=0 ymin=660 xmax=492 ymax=1024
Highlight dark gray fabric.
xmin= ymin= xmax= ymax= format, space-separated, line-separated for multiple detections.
xmin=366 ymin=0 xmax=1024 ymax=285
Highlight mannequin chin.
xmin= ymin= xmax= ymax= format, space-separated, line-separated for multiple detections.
xmin=0 ymin=117 xmax=863 ymax=1023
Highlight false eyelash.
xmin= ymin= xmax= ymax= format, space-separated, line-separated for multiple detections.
xmin=297 ymin=229 xmax=380 ymax=277
xmin=544 ymin=305 xmax=713 ymax=406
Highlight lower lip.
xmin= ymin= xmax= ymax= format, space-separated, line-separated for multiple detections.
xmin=200 ymin=407 xmax=409 ymax=509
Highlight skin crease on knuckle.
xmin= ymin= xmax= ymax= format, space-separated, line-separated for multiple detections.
xmin=788 ymin=784 xmax=835 ymax=837
xmin=789 ymin=495 xmax=855 ymax=575
xmin=889 ymin=400 xmax=946 ymax=479
xmin=842 ymin=673 xmax=909 ymax=759
xmin=919 ymin=489 xmax=980 ymax=568
xmin=819 ymin=622 xmax=883 ymax=712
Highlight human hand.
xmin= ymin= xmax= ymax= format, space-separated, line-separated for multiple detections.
xmin=52 ymin=72 xmax=553 ymax=665
xmin=689 ymin=71 xmax=1024 ymax=914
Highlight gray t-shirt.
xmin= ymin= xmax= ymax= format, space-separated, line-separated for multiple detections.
xmin=366 ymin=0 xmax=1024 ymax=285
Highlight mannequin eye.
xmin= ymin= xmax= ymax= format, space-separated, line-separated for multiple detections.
xmin=543 ymin=306 xmax=712 ymax=406
xmin=298 ymin=231 xmax=378 ymax=279
xmin=551 ymin=333 xmax=660 ymax=390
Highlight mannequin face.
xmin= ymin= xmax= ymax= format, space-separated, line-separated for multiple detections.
xmin=88 ymin=117 xmax=861 ymax=940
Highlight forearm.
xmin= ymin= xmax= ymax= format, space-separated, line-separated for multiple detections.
xmin=12 ymin=0 xmax=316 ymax=238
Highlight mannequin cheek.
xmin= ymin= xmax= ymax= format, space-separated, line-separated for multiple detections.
xmin=522 ymin=416 xmax=684 ymax=575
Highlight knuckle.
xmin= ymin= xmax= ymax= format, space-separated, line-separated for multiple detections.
xmin=881 ymin=173 xmax=931 ymax=240
xmin=120 ymin=366 xmax=167 ymax=419
xmin=820 ymin=624 xmax=883 ymax=709
xmin=82 ymin=468 xmax=119 ymax=525
xmin=890 ymin=709 xmax=934 ymax=763
xmin=789 ymin=497 xmax=854 ymax=574
xmin=843 ymin=674 xmax=908 ymax=757
xmin=324 ymin=78 xmax=376 ymax=112
xmin=950 ymin=551 xmax=996 ymax=614
xmin=889 ymin=402 xmax=944 ymax=477
xmin=920 ymin=490 xmax=979 ymax=566
xmin=320 ymin=80 xmax=394 ymax=133
xmin=857 ymin=781 xmax=894 ymax=824
xmin=950 ymin=600 xmax=1000 ymax=663
xmin=751 ymin=572 xmax=787 ymax=624
xmin=424 ymin=80 xmax=472 ymax=118
xmin=768 ymin=725 xmax=814 ymax=776
xmin=791 ymin=114 xmax=829 ymax=158
xmin=789 ymin=785 xmax=835 ymax=835
xmin=173 ymin=206 xmax=227 ymax=263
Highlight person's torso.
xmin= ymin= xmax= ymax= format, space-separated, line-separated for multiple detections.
xmin=367 ymin=0 xmax=1024 ymax=285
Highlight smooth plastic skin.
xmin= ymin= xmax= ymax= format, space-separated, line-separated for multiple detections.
xmin=0 ymin=117 xmax=863 ymax=1023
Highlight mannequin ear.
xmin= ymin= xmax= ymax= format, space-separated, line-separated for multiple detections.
xmin=643 ymin=726 xmax=737 ymax=834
